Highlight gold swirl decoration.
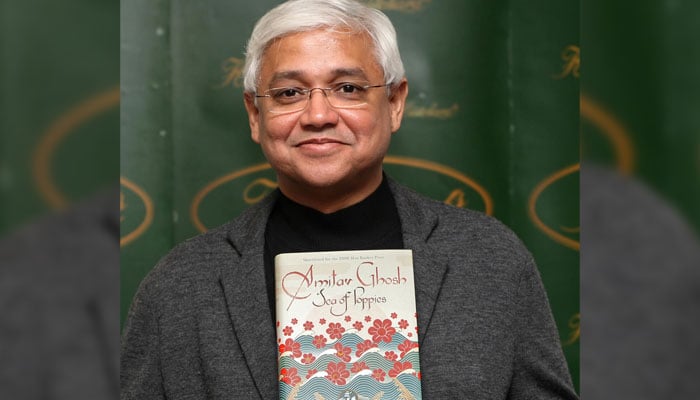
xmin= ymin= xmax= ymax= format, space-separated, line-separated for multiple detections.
xmin=580 ymin=94 xmax=635 ymax=174
xmin=562 ymin=312 xmax=580 ymax=346
xmin=384 ymin=155 xmax=493 ymax=215
xmin=120 ymin=176 xmax=155 ymax=247
xmin=191 ymin=163 xmax=274 ymax=233
xmin=528 ymin=164 xmax=580 ymax=251
xmin=32 ymin=86 xmax=120 ymax=209
xmin=191 ymin=157 xmax=492 ymax=233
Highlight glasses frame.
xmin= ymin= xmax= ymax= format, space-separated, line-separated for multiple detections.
xmin=254 ymin=83 xmax=390 ymax=114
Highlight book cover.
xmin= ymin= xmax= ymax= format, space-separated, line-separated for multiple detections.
xmin=275 ymin=249 xmax=422 ymax=400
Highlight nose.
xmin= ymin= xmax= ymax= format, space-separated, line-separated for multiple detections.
xmin=298 ymin=88 xmax=339 ymax=128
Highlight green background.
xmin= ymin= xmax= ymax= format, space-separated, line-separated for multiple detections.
xmin=120 ymin=0 xmax=580 ymax=390
xmin=0 ymin=0 xmax=119 ymax=235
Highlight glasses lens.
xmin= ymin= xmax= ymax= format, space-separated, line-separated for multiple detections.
xmin=263 ymin=84 xmax=384 ymax=114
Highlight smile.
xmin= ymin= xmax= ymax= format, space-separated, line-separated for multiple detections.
xmin=295 ymin=138 xmax=345 ymax=146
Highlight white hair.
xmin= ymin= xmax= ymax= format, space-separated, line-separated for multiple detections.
xmin=242 ymin=0 xmax=405 ymax=93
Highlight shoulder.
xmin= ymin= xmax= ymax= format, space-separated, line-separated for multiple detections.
xmin=136 ymin=192 xmax=276 ymax=303
xmin=389 ymin=179 xmax=534 ymax=276
xmin=391 ymin=179 xmax=529 ymax=253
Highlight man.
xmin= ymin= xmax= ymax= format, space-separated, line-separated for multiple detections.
xmin=121 ymin=0 xmax=578 ymax=398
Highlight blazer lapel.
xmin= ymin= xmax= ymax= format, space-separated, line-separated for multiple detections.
xmin=389 ymin=180 xmax=449 ymax=342
xmin=219 ymin=194 xmax=279 ymax=400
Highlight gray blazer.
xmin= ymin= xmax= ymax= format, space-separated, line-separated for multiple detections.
xmin=121 ymin=180 xmax=577 ymax=399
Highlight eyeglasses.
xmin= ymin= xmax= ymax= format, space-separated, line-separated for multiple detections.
xmin=255 ymin=82 xmax=389 ymax=114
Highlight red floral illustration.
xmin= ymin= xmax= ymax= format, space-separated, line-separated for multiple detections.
xmin=384 ymin=351 xmax=398 ymax=361
xmin=398 ymin=339 xmax=418 ymax=358
xmin=351 ymin=361 xmax=369 ymax=373
xmin=319 ymin=318 xmax=326 ymax=325
xmin=326 ymin=322 xmax=345 ymax=340
xmin=312 ymin=335 xmax=327 ymax=349
xmin=388 ymin=361 xmax=413 ymax=378
xmin=398 ymin=319 xmax=409 ymax=330
xmin=408 ymin=332 xmax=413 ymax=338
xmin=326 ymin=362 xmax=350 ymax=385
xmin=368 ymin=319 xmax=396 ymax=343
xmin=371 ymin=368 xmax=386 ymax=382
xmin=301 ymin=353 xmax=316 ymax=364
xmin=283 ymin=326 xmax=293 ymax=336
xmin=334 ymin=342 xmax=352 ymax=362
xmin=280 ymin=338 xmax=301 ymax=358
xmin=390 ymin=312 xmax=397 ymax=319
xmin=355 ymin=339 xmax=376 ymax=357
xmin=291 ymin=318 xmax=298 ymax=325
xmin=344 ymin=315 xmax=352 ymax=322
xmin=280 ymin=367 xmax=301 ymax=386
xmin=364 ymin=315 xmax=372 ymax=322
xmin=303 ymin=320 xmax=314 ymax=331
xmin=352 ymin=321 xmax=363 ymax=331
xmin=306 ymin=368 xmax=318 ymax=379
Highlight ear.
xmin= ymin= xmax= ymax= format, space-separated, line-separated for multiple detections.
xmin=388 ymin=79 xmax=408 ymax=133
xmin=244 ymin=92 xmax=261 ymax=143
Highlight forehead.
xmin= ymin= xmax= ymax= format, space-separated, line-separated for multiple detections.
xmin=259 ymin=29 xmax=383 ymax=85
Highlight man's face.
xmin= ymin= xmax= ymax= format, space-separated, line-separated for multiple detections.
xmin=244 ymin=29 xmax=407 ymax=204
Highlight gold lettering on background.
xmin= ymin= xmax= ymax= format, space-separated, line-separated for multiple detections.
xmin=405 ymin=102 xmax=459 ymax=119
xmin=444 ymin=189 xmax=467 ymax=208
xmin=361 ymin=0 xmax=432 ymax=12
xmin=221 ymin=57 xmax=244 ymax=88
xmin=553 ymin=45 xmax=580 ymax=79
xmin=562 ymin=313 xmax=580 ymax=346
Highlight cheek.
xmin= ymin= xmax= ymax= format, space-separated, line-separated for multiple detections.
xmin=259 ymin=115 xmax=297 ymax=141
xmin=340 ymin=110 xmax=384 ymax=136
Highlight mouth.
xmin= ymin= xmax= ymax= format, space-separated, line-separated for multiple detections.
xmin=295 ymin=138 xmax=344 ymax=147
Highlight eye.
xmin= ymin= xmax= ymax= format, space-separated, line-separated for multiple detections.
xmin=271 ymin=87 xmax=305 ymax=98
xmin=335 ymin=83 xmax=364 ymax=94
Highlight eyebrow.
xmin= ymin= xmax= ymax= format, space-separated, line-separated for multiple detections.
xmin=267 ymin=68 xmax=370 ymax=87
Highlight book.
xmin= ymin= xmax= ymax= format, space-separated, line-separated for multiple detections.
xmin=275 ymin=249 xmax=422 ymax=400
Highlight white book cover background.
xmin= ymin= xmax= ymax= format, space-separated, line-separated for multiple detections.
xmin=275 ymin=249 xmax=422 ymax=400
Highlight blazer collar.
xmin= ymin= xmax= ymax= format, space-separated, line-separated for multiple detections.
xmin=388 ymin=179 xmax=449 ymax=342
xmin=220 ymin=191 xmax=280 ymax=399
xmin=219 ymin=179 xmax=448 ymax=397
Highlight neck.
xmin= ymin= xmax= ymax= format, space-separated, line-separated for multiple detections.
xmin=277 ymin=172 xmax=383 ymax=214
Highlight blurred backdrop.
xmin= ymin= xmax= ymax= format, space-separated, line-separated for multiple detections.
xmin=0 ymin=0 xmax=119 ymax=235
xmin=581 ymin=0 xmax=700 ymax=398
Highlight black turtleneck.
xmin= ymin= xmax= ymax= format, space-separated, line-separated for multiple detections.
xmin=263 ymin=176 xmax=404 ymax=322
